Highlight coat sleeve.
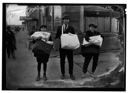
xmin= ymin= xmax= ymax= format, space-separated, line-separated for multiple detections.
xmin=85 ymin=31 xmax=90 ymax=41
xmin=49 ymin=35 xmax=52 ymax=41
xmin=97 ymin=31 xmax=104 ymax=40
xmin=55 ymin=26 xmax=61 ymax=39
xmin=70 ymin=26 xmax=75 ymax=34
xmin=100 ymin=33 xmax=104 ymax=40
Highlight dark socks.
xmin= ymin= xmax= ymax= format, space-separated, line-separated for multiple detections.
xmin=36 ymin=63 xmax=41 ymax=81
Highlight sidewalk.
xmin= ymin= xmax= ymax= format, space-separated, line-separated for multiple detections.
xmin=5 ymin=30 xmax=122 ymax=89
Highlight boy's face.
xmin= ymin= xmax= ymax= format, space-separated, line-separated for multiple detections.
xmin=63 ymin=19 xmax=69 ymax=25
xmin=89 ymin=26 xmax=95 ymax=31
xmin=40 ymin=27 xmax=46 ymax=31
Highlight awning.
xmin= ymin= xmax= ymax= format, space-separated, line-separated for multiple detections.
xmin=20 ymin=16 xmax=38 ymax=21
xmin=84 ymin=6 xmax=120 ymax=18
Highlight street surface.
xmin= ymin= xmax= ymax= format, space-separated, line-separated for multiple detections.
xmin=6 ymin=30 xmax=122 ymax=89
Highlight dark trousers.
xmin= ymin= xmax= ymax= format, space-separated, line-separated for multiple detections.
xmin=83 ymin=53 xmax=99 ymax=73
xmin=59 ymin=48 xmax=73 ymax=75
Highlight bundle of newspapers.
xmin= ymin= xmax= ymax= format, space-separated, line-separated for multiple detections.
xmin=82 ymin=35 xmax=103 ymax=47
xmin=31 ymin=31 xmax=53 ymax=45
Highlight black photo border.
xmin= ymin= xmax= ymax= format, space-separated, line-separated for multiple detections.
xmin=2 ymin=3 xmax=127 ymax=91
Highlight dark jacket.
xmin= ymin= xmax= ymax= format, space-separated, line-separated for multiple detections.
xmin=32 ymin=34 xmax=52 ymax=58
xmin=55 ymin=25 xmax=75 ymax=39
xmin=6 ymin=30 xmax=16 ymax=50
xmin=82 ymin=30 xmax=103 ymax=55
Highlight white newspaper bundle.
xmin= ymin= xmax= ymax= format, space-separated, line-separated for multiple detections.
xmin=60 ymin=25 xmax=80 ymax=50
xmin=61 ymin=33 xmax=80 ymax=49
xmin=31 ymin=31 xmax=53 ymax=45
xmin=82 ymin=38 xmax=90 ymax=45
xmin=31 ymin=31 xmax=51 ymax=41
xmin=89 ymin=35 xmax=103 ymax=47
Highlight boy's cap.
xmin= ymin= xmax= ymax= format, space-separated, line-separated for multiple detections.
xmin=89 ymin=24 xmax=97 ymax=28
xmin=62 ymin=16 xmax=70 ymax=20
xmin=40 ymin=25 xmax=47 ymax=28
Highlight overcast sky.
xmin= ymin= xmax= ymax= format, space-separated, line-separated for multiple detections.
xmin=6 ymin=4 xmax=27 ymax=25
xmin=6 ymin=5 xmax=61 ymax=25
xmin=54 ymin=6 xmax=61 ymax=18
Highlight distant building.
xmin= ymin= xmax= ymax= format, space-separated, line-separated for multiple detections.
xmin=22 ymin=5 xmax=61 ymax=35
xmin=61 ymin=5 xmax=126 ymax=51
xmin=23 ymin=5 xmax=125 ymax=51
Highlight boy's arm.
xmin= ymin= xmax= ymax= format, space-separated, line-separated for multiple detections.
xmin=55 ymin=26 xmax=61 ymax=39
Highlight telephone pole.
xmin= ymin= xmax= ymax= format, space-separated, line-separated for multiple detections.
xmin=51 ymin=6 xmax=54 ymax=32
xmin=80 ymin=6 xmax=84 ymax=32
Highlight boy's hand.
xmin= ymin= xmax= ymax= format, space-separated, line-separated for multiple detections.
xmin=89 ymin=40 xmax=94 ymax=43
xmin=37 ymin=36 xmax=42 ymax=39
xmin=47 ymin=41 xmax=53 ymax=45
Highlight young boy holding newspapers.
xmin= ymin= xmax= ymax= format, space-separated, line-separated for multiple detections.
xmin=31 ymin=25 xmax=53 ymax=81
xmin=81 ymin=24 xmax=103 ymax=77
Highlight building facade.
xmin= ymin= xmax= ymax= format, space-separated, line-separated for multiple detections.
xmin=62 ymin=5 xmax=125 ymax=51
xmin=23 ymin=5 xmax=125 ymax=51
